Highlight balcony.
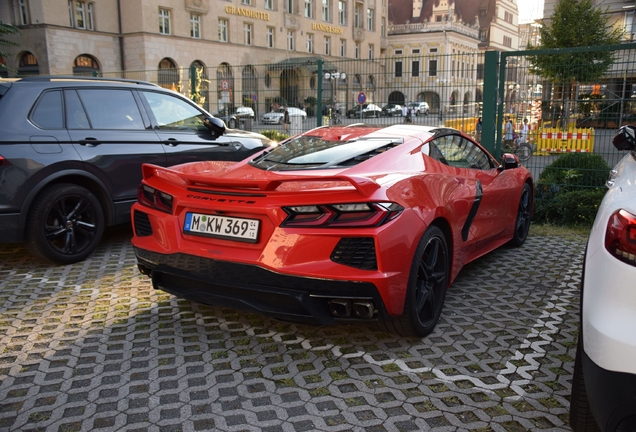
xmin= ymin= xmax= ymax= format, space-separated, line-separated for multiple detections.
xmin=388 ymin=20 xmax=479 ymax=39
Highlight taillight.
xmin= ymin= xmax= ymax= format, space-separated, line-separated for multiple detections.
xmin=0 ymin=155 xmax=11 ymax=167
xmin=282 ymin=202 xmax=403 ymax=228
xmin=137 ymin=184 xmax=173 ymax=214
xmin=605 ymin=209 xmax=636 ymax=266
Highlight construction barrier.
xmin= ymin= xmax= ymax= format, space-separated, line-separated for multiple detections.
xmin=444 ymin=117 xmax=477 ymax=134
xmin=534 ymin=127 xmax=595 ymax=154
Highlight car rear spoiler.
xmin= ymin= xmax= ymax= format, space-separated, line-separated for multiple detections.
xmin=142 ymin=164 xmax=381 ymax=197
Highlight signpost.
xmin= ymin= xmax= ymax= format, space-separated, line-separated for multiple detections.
xmin=357 ymin=92 xmax=366 ymax=120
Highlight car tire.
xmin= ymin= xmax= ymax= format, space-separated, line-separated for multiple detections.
xmin=509 ymin=183 xmax=532 ymax=247
xmin=569 ymin=336 xmax=601 ymax=432
xmin=380 ymin=225 xmax=449 ymax=337
xmin=25 ymin=184 xmax=105 ymax=265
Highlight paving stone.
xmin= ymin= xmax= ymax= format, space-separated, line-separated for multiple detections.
xmin=0 ymin=226 xmax=584 ymax=431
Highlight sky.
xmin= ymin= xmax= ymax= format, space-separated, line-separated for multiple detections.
xmin=518 ymin=0 xmax=545 ymax=24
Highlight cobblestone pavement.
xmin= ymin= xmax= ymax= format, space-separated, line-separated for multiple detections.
xmin=0 ymin=225 xmax=585 ymax=432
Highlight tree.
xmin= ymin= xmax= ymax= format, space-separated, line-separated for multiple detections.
xmin=527 ymin=0 xmax=624 ymax=126
xmin=0 ymin=23 xmax=21 ymax=73
xmin=529 ymin=0 xmax=623 ymax=82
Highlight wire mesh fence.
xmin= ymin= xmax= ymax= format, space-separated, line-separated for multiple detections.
xmin=91 ymin=43 xmax=636 ymax=189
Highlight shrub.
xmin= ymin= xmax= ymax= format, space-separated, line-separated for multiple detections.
xmin=534 ymin=153 xmax=610 ymax=227
xmin=533 ymin=188 xmax=606 ymax=226
xmin=537 ymin=152 xmax=610 ymax=190
xmin=259 ymin=130 xmax=290 ymax=142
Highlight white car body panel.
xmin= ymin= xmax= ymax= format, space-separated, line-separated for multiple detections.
xmin=582 ymin=151 xmax=636 ymax=375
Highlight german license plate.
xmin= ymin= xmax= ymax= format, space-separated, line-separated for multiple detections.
xmin=183 ymin=212 xmax=259 ymax=243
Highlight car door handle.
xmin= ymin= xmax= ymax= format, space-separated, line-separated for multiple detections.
xmin=78 ymin=138 xmax=101 ymax=146
xmin=163 ymin=138 xmax=180 ymax=146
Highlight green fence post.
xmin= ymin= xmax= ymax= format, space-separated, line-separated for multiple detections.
xmin=482 ymin=50 xmax=499 ymax=157
xmin=316 ymin=60 xmax=323 ymax=127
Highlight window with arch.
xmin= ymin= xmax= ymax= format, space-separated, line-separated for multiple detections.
xmin=73 ymin=54 xmax=100 ymax=76
xmin=0 ymin=58 xmax=8 ymax=78
xmin=158 ymin=58 xmax=179 ymax=90
xmin=242 ymin=65 xmax=258 ymax=109
xmin=190 ymin=60 xmax=209 ymax=109
xmin=217 ymin=63 xmax=234 ymax=109
xmin=18 ymin=52 xmax=39 ymax=76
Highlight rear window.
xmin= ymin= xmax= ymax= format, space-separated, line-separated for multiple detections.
xmin=250 ymin=135 xmax=402 ymax=171
xmin=31 ymin=90 xmax=64 ymax=129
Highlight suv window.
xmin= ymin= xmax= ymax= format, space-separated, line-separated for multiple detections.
xmin=31 ymin=90 xmax=64 ymax=129
xmin=65 ymin=90 xmax=90 ymax=129
xmin=77 ymin=89 xmax=145 ymax=130
xmin=141 ymin=91 xmax=207 ymax=132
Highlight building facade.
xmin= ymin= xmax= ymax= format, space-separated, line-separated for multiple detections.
xmin=1 ymin=0 xmax=524 ymax=116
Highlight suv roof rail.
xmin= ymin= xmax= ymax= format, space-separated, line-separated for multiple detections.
xmin=18 ymin=76 xmax=160 ymax=87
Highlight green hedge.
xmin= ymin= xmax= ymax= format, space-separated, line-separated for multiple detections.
xmin=534 ymin=153 xmax=610 ymax=227
xmin=259 ymin=130 xmax=290 ymax=141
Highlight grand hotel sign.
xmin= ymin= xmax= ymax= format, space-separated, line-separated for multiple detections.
xmin=224 ymin=6 xmax=345 ymax=35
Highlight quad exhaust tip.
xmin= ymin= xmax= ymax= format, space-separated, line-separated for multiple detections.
xmin=328 ymin=299 xmax=376 ymax=319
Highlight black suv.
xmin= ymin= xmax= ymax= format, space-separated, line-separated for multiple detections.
xmin=0 ymin=76 xmax=273 ymax=264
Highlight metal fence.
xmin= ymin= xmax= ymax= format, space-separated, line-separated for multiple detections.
xmin=95 ymin=43 xmax=636 ymax=187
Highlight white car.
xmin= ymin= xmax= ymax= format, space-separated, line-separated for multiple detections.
xmin=569 ymin=125 xmax=636 ymax=432
xmin=261 ymin=107 xmax=307 ymax=125
xmin=235 ymin=106 xmax=255 ymax=118
xmin=407 ymin=101 xmax=430 ymax=116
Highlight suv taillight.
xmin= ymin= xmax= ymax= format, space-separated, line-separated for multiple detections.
xmin=0 ymin=155 xmax=11 ymax=167
xmin=605 ymin=209 xmax=636 ymax=266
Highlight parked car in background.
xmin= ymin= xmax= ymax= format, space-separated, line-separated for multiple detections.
xmin=261 ymin=107 xmax=307 ymax=124
xmin=569 ymin=125 xmax=636 ymax=432
xmin=407 ymin=102 xmax=430 ymax=116
xmin=215 ymin=106 xmax=255 ymax=129
xmin=346 ymin=103 xmax=382 ymax=118
xmin=381 ymin=103 xmax=403 ymax=117
xmin=132 ymin=124 xmax=533 ymax=337
xmin=0 ymin=76 xmax=273 ymax=264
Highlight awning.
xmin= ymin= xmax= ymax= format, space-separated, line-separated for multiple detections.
xmin=268 ymin=57 xmax=338 ymax=73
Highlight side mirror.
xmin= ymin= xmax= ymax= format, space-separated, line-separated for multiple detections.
xmin=500 ymin=153 xmax=519 ymax=170
xmin=204 ymin=117 xmax=225 ymax=139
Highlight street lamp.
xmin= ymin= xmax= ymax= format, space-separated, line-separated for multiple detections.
xmin=324 ymin=72 xmax=346 ymax=117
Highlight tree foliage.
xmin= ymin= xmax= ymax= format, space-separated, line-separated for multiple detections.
xmin=0 ymin=23 xmax=20 ymax=72
xmin=528 ymin=0 xmax=624 ymax=84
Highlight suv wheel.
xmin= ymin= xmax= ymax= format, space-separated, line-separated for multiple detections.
xmin=25 ymin=184 xmax=105 ymax=264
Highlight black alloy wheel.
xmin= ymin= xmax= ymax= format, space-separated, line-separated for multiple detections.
xmin=394 ymin=226 xmax=449 ymax=337
xmin=25 ymin=184 xmax=105 ymax=264
xmin=510 ymin=183 xmax=532 ymax=247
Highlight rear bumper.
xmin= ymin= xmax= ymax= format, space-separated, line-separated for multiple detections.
xmin=582 ymin=347 xmax=636 ymax=431
xmin=0 ymin=213 xmax=22 ymax=243
xmin=134 ymin=247 xmax=388 ymax=326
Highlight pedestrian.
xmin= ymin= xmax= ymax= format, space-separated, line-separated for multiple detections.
xmin=401 ymin=105 xmax=408 ymax=117
xmin=503 ymin=116 xmax=514 ymax=150
xmin=283 ymin=106 xmax=290 ymax=133
xmin=410 ymin=106 xmax=416 ymax=120
xmin=520 ymin=118 xmax=529 ymax=144
xmin=475 ymin=117 xmax=482 ymax=143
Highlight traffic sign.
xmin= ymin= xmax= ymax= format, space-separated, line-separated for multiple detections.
xmin=220 ymin=79 xmax=229 ymax=90
xmin=357 ymin=92 xmax=366 ymax=104
xmin=252 ymin=94 xmax=257 ymax=101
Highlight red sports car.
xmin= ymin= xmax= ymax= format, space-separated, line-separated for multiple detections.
xmin=131 ymin=124 xmax=533 ymax=336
